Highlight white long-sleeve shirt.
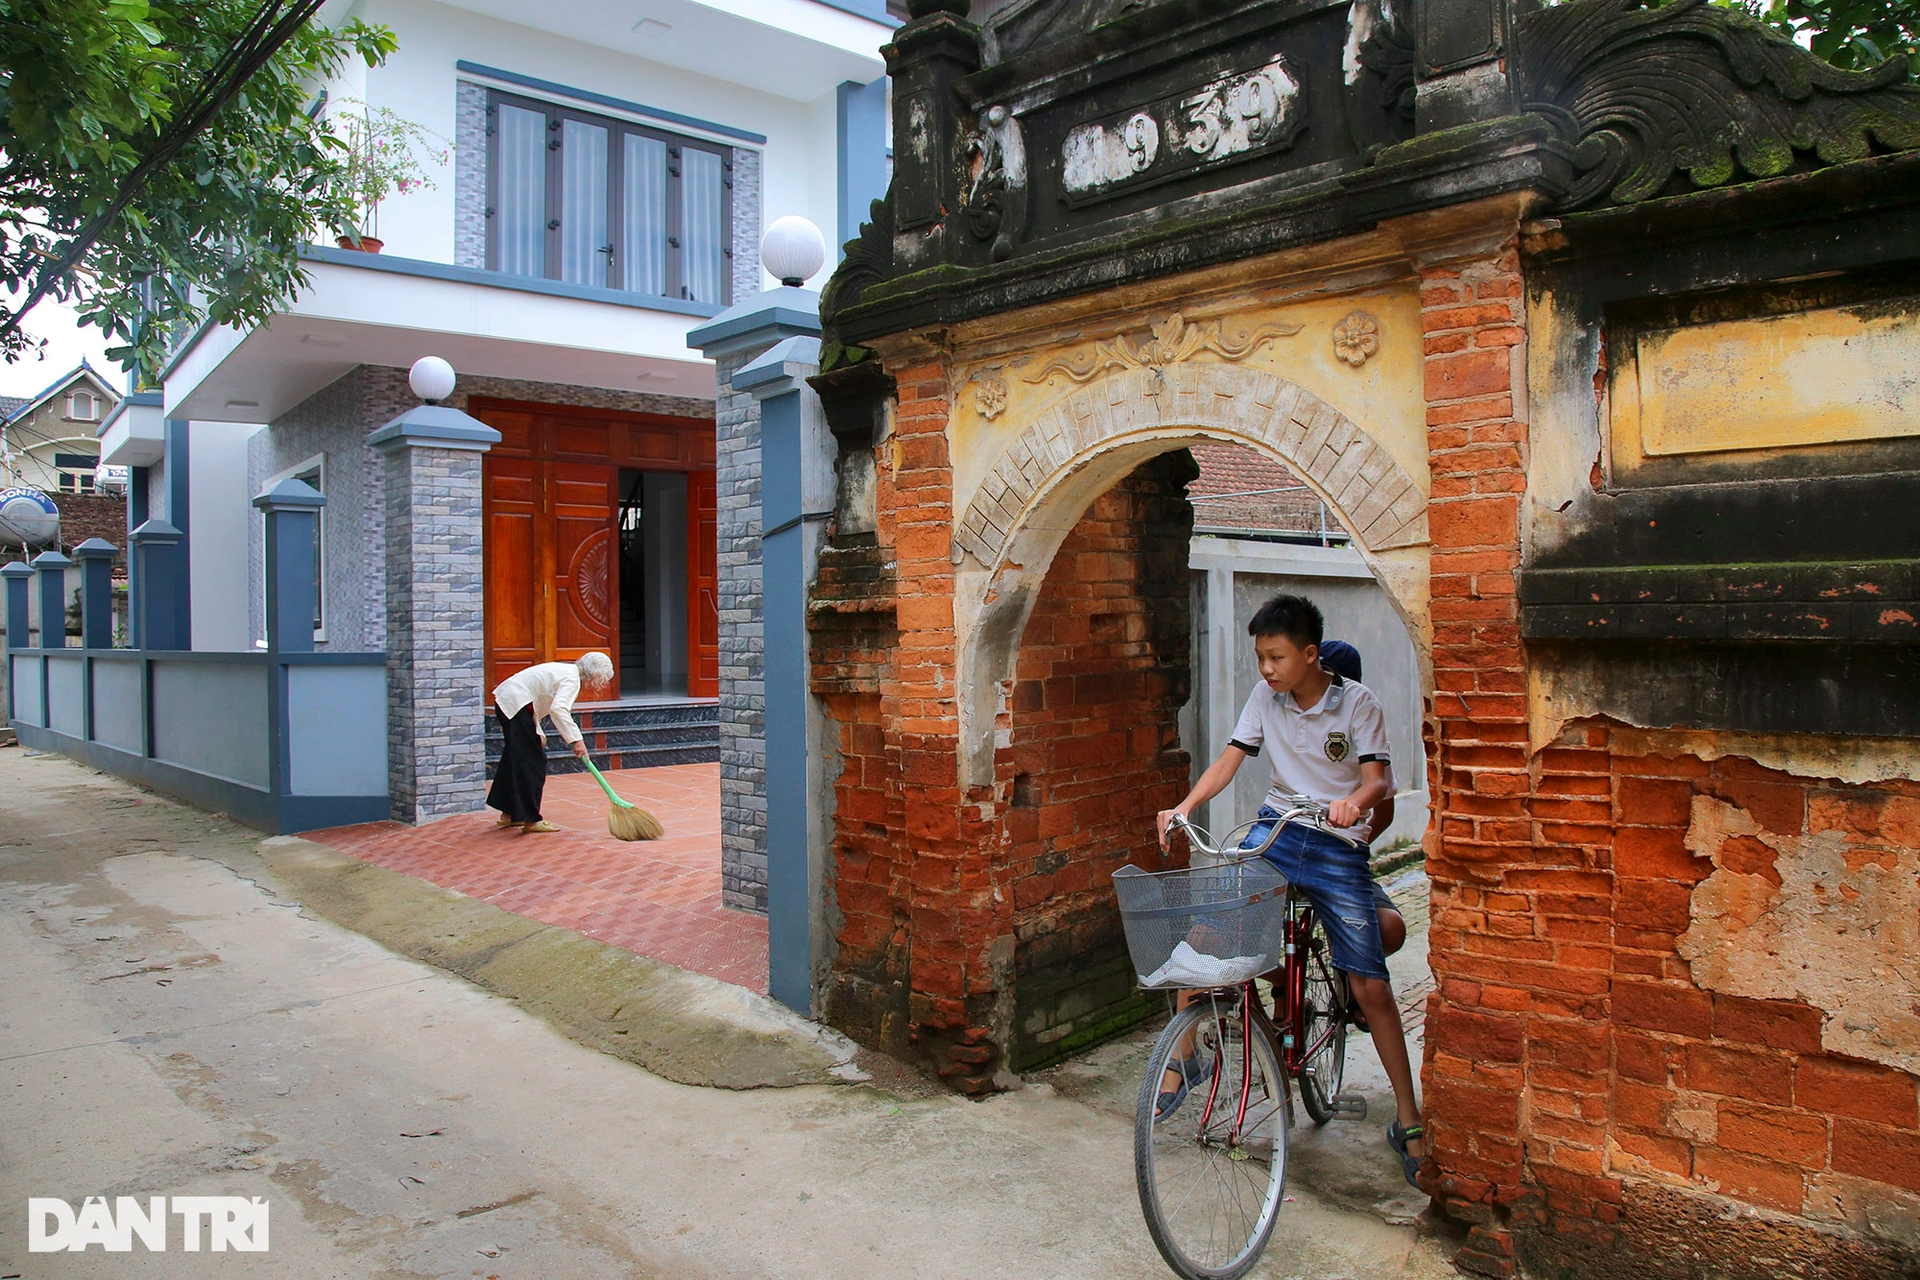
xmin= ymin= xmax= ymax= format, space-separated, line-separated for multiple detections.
xmin=493 ymin=662 xmax=585 ymax=745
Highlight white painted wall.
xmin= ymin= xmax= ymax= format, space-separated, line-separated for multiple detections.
xmin=188 ymin=422 xmax=263 ymax=652
xmin=338 ymin=0 xmax=864 ymax=285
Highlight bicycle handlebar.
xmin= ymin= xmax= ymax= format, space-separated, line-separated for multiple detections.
xmin=1166 ymin=793 xmax=1361 ymax=860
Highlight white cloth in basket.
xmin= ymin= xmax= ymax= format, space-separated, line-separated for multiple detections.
xmin=1139 ymin=940 xmax=1268 ymax=989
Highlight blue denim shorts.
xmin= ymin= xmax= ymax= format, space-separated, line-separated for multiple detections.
xmin=1239 ymin=806 xmax=1389 ymax=980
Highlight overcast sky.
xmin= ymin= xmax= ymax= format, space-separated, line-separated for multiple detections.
xmin=0 ymin=292 xmax=125 ymax=401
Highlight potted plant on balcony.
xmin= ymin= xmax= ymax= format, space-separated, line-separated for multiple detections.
xmin=333 ymin=102 xmax=450 ymax=253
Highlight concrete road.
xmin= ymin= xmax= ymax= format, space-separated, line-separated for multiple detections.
xmin=0 ymin=749 xmax=1458 ymax=1278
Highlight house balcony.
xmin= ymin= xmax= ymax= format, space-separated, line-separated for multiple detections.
xmin=162 ymin=247 xmax=723 ymax=423
xmin=434 ymin=0 xmax=891 ymax=103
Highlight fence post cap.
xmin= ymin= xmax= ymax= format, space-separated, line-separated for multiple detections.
xmin=72 ymin=537 xmax=120 ymax=560
xmin=30 ymin=550 xmax=73 ymax=570
xmin=0 ymin=560 xmax=32 ymax=579
xmin=252 ymin=476 xmax=327 ymax=511
xmin=130 ymin=517 xmax=184 ymax=543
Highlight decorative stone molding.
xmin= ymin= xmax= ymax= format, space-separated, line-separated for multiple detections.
xmin=1021 ymin=312 xmax=1302 ymax=385
xmin=973 ymin=370 xmax=1009 ymax=419
xmin=963 ymin=104 xmax=1027 ymax=261
xmin=955 ymin=363 xmax=1427 ymax=570
xmin=1515 ymin=0 xmax=1920 ymax=209
xmin=1333 ymin=311 xmax=1381 ymax=366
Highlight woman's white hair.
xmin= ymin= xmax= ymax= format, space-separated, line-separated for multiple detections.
xmin=576 ymin=651 xmax=615 ymax=686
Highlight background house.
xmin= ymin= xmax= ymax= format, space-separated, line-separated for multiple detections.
xmin=30 ymin=0 xmax=899 ymax=827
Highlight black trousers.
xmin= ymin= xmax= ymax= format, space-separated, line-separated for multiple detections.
xmin=486 ymin=705 xmax=545 ymax=823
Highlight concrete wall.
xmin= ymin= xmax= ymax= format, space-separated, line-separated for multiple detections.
xmin=188 ymin=421 xmax=262 ymax=651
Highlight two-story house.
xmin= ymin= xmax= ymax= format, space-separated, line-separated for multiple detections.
xmin=120 ymin=0 xmax=894 ymax=816
xmin=2 ymin=363 xmax=122 ymax=497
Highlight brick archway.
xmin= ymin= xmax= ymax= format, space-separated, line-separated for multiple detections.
xmin=949 ymin=361 xmax=1431 ymax=788
xmin=954 ymin=362 xmax=1429 ymax=569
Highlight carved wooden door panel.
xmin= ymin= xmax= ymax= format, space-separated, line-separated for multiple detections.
xmin=686 ymin=468 xmax=718 ymax=698
xmin=483 ymin=451 xmax=539 ymax=692
xmin=549 ymin=459 xmax=617 ymax=669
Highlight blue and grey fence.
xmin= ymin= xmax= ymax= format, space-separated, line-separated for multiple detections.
xmin=3 ymin=478 xmax=389 ymax=834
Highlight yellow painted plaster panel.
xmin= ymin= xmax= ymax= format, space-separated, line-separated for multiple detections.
xmin=944 ymin=284 xmax=1429 ymax=526
xmin=1625 ymin=302 xmax=1920 ymax=459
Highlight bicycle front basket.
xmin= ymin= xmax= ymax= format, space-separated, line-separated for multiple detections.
xmin=1112 ymin=858 xmax=1288 ymax=990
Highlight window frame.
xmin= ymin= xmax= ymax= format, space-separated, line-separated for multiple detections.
xmin=483 ymin=88 xmax=735 ymax=305
xmin=66 ymin=391 xmax=96 ymax=421
xmin=53 ymin=452 xmax=97 ymax=494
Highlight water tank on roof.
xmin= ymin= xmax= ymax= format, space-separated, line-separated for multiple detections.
xmin=0 ymin=486 xmax=60 ymax=549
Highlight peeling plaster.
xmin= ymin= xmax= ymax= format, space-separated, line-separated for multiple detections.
xmin=1532 ymin=670 xmax=1920 ymax=784
xmin=1679 ymin=795 xmax=1920 ymax=1077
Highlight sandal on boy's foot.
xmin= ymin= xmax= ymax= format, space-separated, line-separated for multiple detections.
xmin=1387 ymin=1119 xmax=1425 ymax=1188
xmin=520 ymin=820 xmax=560 ymax=833
xmin=494 ymin=814 xmax=516 ymax=829
xmin=1155 ymin=1053 xmax=1215 ymax=1121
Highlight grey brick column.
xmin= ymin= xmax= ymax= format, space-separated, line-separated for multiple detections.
xmin=370 ymin=405 xmax=502 ymax=823
xmin=688 ymin=286 xmax=824 ymax=912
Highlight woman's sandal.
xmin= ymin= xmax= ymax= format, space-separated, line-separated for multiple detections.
xmin=1387 ymin=1119 xmax=1425 ymax=1188
xmin=1155 ymin=1053 xmax=1216 ymax=1120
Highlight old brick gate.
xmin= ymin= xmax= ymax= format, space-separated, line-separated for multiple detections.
xmin=798 ymin=0 xmax=1920 ymax=1275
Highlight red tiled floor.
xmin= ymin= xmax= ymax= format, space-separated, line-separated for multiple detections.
xmin=305 ymin=763 xmax=768 ymax=994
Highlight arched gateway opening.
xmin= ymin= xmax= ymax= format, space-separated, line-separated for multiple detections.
xmin=949 ymin=355 xmax=1433 ymax=1072
xmin=812 ymin=298 xmax=1440 ymax=1089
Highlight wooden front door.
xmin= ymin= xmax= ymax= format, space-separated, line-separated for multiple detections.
xmin=477 ymin=399 xmax=717 ymax=696
xmin=686 ymin=469 xmax=718 ymax=698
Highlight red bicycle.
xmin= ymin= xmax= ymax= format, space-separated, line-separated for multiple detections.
xmin=1112 ymin=798 xmax=1365 ymax=1280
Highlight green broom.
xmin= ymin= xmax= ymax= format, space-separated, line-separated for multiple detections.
xmin=581 ymin=756 xmax=663 ymax=841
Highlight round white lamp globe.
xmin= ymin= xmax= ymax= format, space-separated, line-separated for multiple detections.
xmin=409 ymin=356 xmax=457 ymax=404
xmin=761 ymin=216 xmax=826 ymax=287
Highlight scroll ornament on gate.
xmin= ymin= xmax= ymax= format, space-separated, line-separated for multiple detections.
xmin=963 ymin=104 xmax=1028 ymax=262
xmin=1022 ymin=313 xmax=1301 ymax=385
xmin=1514 ymin=0 xmax=1920 ymax=209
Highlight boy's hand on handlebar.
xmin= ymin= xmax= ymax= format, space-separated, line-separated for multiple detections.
xmin=1157 ymin=809 xmax=1183 ymax=851
xmin=1328 ymin=796 xmax=1364 ymax=829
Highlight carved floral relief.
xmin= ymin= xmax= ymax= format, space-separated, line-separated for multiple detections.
xmin=1333 ymin=312 xmax=1380 ymax=366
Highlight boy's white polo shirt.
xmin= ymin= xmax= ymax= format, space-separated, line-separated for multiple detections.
xmin=1229 ymin=673 xmax=1391 ymax=839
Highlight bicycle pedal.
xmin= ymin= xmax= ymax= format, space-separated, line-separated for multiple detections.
xmin=1329 ymin=1094 xmax=1369 ymax=1120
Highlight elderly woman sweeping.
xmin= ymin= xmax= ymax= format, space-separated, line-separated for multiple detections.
xmin=487 ymin=651 xmax=615 ymax=833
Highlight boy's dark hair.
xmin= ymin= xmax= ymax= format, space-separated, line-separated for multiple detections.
xmin=1247 ymin=594 xmax=1323 ymax=649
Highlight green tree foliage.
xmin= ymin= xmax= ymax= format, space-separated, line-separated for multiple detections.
xmin=1723 ymin=0 xmax=1920 ymax=74
xmin=0 ymin=0 xmax=397 ymax=378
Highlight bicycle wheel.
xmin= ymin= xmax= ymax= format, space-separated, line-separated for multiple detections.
xmin=1296 ymin=914 xmax=1349 ymax=1125
xmin=1135 ymin=997 xmax=1289 ymax=1280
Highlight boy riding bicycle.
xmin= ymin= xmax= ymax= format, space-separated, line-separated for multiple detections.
xmin=1156 ymin=593 xmax=1426 ymax=1186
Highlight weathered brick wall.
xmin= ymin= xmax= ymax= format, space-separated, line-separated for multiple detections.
xmin=1417 ymin=232 xmax=1920 ymax=1279
xmin=51 ymin=494 xmax=127 ymax=563
xmin=1001 ymin=453 xmax=1194 ymax=1071
xmin=1415 ymin=236 xmax=1541 ymax=1275
xmin=811 ymin=360 xmax=1010 ymax=1089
